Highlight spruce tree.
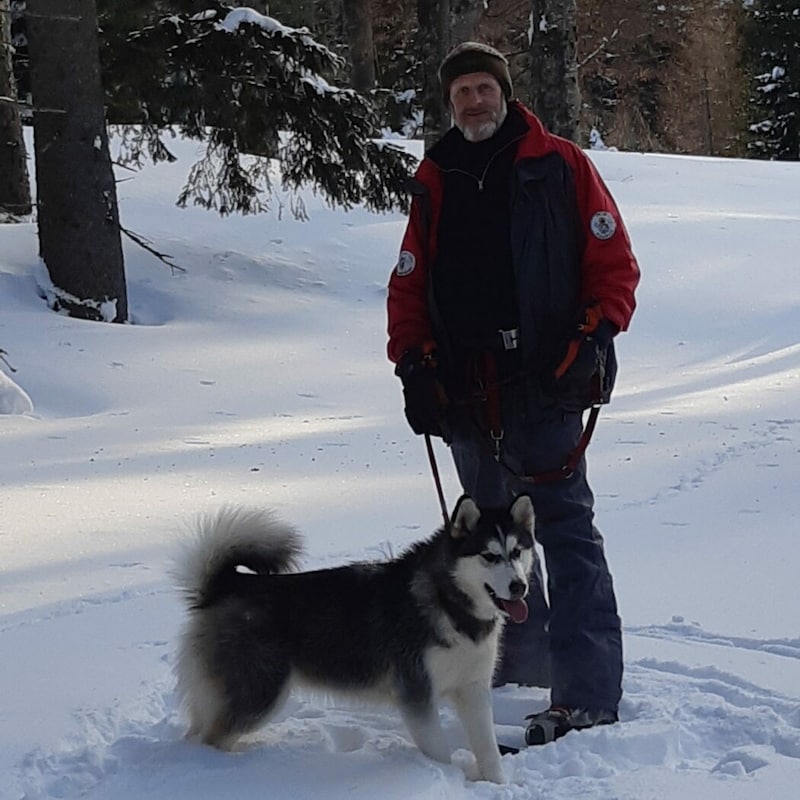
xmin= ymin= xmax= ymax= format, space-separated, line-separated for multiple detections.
xmin=745 ymin=0 xmax=800 ymax=160
xmin=27 ymin=0 xmax=128 ymax=322
xmin=101 ymin=1 xmax=415 ymax=216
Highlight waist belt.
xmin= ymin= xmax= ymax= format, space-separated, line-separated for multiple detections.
xmin=454 ymin=327 xmax=520 ymax=352
xmin=499 ymin=328 xmax=519 ymax=350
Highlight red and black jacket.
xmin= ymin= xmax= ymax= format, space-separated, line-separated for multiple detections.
xmin=387 ymin=101 xmax=640 ymax=387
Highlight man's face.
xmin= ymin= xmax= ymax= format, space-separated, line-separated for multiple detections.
xmin=449 ymin=72 xmax=507 ymax=143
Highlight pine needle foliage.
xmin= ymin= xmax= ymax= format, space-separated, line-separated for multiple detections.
xmin=103 ymin=2 xmax=414 ymax=216
xmin=743 ymin=0 xmax=800 ymax=161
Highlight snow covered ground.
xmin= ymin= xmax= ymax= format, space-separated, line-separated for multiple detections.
xmin=1 ymin=136 xmax=799 ymax=799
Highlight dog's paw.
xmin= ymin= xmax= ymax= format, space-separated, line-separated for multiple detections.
xmin=479 ymin=763 xmax=506 ymax=784
xmin=452 ymin=749 xmax=505 ymax=783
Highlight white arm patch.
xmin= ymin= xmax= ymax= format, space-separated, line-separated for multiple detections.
xmin=590 ymin=211 xmax=617 ymax=240
xmin=395 ymin=250 xmax=416 ymax=276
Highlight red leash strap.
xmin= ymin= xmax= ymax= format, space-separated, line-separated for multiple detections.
xmin=518 ymin=405 xmax=602 ymax=484
xmin=476 ymin=349 xmax=603 ymax=484
xmin=424 ymin=366 xmax=603 ymax=521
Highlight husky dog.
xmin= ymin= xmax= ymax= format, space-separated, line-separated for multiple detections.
xmin=174 ymin=495 xmax=535 ymax=783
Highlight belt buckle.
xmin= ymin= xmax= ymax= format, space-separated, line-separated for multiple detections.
xmin=499 ymin=328 xmax=519 ymax=351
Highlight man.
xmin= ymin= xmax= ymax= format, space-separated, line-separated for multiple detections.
xmin=387 ymin=42 xmax=640 ymax=746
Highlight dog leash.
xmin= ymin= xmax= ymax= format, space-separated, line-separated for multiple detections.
xmin=475 ymin=352 xmax=603 ymax=483
xmin=514 ymin=404 xmax=602 ymax=484
xmin=424 ymin=433 xmax=452 ymax=530
xmin=425 ymin=403 xmax=601 ymax=506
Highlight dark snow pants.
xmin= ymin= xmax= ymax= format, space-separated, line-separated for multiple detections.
xmin=450 ymin=395 xmax=623 ymax=713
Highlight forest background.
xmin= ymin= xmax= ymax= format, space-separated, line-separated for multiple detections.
xmin=5 ymin=0 xmax=800 ymax=161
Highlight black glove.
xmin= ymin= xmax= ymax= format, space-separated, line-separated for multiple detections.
xmin=395 ymin=347 xmax=449 ymax=439
xmin=552 ymin=316 xmax=618 ymax=411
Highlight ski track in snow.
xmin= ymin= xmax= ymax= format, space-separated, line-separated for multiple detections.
xmin=628 ymin=620 xmax=800 ymax=662
xmin=7 ymin=593 xmax=800 ymax=799
xmin=619 ymin=417 xmax=798 ymax=509
xmin=3 ymin=411 xmax=798 ymax=799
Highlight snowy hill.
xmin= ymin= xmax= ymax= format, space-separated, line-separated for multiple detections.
xmin=1 ymin=139 xmax=799 ymax=799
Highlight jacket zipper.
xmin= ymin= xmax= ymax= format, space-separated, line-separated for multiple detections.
xmin=439 ymin=133 xmax=526 ymax=192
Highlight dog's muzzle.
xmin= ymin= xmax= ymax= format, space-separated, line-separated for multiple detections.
xmin=485 ymin=584 xmax=529 ymax=623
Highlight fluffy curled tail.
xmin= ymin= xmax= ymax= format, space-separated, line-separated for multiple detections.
xmin=173 ymin=505 xmax=303 ymax=609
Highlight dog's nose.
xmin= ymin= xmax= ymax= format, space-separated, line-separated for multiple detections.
xmin=508 ymin=579 xmax=527 ymax=599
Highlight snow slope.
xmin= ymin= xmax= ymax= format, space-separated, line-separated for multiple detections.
xmin=1 ymin=138 xmax=799 ymax=799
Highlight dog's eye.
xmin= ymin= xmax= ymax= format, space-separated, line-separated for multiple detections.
xmin=509 ymin=547 xmax=521 ymax=560
xmin=481 ymin=552 xmax=501 ymax=564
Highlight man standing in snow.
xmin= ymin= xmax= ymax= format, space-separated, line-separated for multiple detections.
xmin=387 ymin=42 xmax=640 ymax=745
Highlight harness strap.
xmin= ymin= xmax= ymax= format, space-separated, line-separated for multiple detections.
xmin=470 ymin=350 xmax=603 ymax=484
xmin=481 ymin=351 xmax=504 ymax=459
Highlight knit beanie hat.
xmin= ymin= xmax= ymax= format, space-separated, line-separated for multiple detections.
xmin=439 ymin=42 xmax=513 ymax=104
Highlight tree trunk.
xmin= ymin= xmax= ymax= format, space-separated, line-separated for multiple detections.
xmin=26 ymin=0 xmax=127 ymax=322
xmin=417 ymin=0 xmax=450 ymax=149
xmin=450 ymin=0 xmax=483 ymax=46
xmin=529 ymin=0 xmax=580 ymax=141
xmin=0 ymin=0 xmax=32 ymax=218
xmin=342 ymin=0 xmax=376 ymax=92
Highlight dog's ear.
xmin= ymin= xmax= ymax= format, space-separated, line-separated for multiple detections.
xmin=509 ymin=495 xmax=534 ymax=530
xmin=451 ymin=495 xmax=481 ymax=538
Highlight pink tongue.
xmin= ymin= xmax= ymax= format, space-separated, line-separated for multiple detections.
xmin=501 ymin=598 xmax=529 ymax=624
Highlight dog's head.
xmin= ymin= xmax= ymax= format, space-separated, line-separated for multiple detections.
xmin=449 ymin=495 xmax=535 ymax=623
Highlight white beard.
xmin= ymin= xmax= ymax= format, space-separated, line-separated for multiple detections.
xmin=457 ymin=100 xmax=508 ymax=143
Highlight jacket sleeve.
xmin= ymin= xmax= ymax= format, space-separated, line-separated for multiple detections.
xmin=564 ymin=143 xmax=640 ymax=332
xmin=386 ymin=171 xmax=439 ymax=364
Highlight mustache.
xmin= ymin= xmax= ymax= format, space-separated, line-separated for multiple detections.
xmin=457 ymin=102 xmax=508 ymax=142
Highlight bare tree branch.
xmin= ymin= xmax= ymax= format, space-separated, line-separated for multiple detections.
xmin=0 ymin=94 xmax=25 ymax=107
xmin=578 ymin=25 xmax=624 ymax=69
xmin=120 ymin=226 xmax=186 ymax=274
xmin=0 ymin=348 xmax=18 ymax=372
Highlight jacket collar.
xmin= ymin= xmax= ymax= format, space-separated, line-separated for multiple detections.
xmin=426 ymin=101 xmax=530 ymax=170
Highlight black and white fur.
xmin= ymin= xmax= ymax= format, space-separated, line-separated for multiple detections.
xmin=174 ymin=495 xmax=535 ymax=783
